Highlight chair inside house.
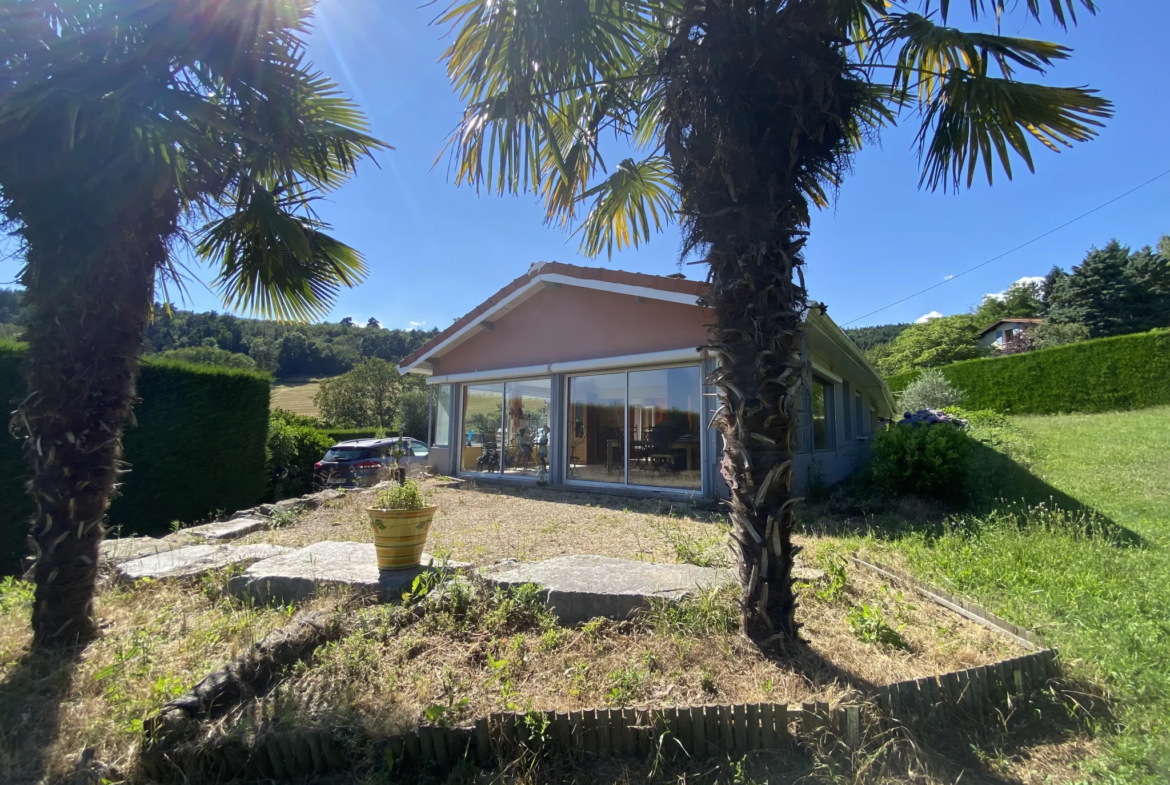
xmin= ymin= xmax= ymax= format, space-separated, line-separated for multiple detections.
xmin=476 ymin=439 xmax=500 ymax=472
xmin=649 ymin=424 xmax=679 ymax=477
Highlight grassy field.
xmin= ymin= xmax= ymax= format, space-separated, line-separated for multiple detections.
xmin=270 ymin=376 xmax=328 ymax=417
xmin=857 ymin=407 xmax=1170 ymax=784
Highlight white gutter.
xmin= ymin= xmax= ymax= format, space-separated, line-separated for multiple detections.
xmin=426 ymin=364 xmax=553 ymax=385
xmin=426 ymin=347 xmax=705 ymax=385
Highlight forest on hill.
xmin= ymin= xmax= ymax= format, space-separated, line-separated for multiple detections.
xmin=0 ymin=290 xmax=437 ymax=378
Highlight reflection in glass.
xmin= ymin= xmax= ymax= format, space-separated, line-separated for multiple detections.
xmin=462 ymin=383 xmax=503 ymax=472
xmin=431 ymin=384 xmax=452 ymax=447
xmin=503 ymin=379 xmax=552 ymax=477
xmin=567 ymin=373 xmax=625 ymax=484
xmin=628 ymin=367 xmax=701 ymax=489
xmin=811 ymin=379 xmax=831 ymax=450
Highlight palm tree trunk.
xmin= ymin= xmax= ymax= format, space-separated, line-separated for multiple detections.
xmin=665 ymin=0 xmax=859 ymax=644
xmin=16 ymin=190 xmax=178 ymax=648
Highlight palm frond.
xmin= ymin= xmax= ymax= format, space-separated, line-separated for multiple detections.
xmin=200 ymin=185 xmax=367 ymax=322
xmin=916 ymin=73 xmax=1111 ymax=191
xmin=574 ymin=156 xmax=677 ymax=258
xmin=937 ymin=0 xmax=1096 ymax=28
xmin=881 ymin=12 xmax=1073 ymax=100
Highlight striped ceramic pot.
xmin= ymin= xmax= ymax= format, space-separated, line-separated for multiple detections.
xmin=366 ymin=506 xmax=438 ymax=570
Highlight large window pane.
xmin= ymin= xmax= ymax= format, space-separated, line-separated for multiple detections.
xmin=628 ymin=367 xmax=701 ymax=489
xmin=812 ymin=379 xmax=832 ymax=451
xmin=567 ymin=373 xmax=625 ymax=484
xmin=431 ymin=384 xmax=452 ymax=447
xmin=503 ymin=379 xmax=551 ymax=477
xmin=462 ymin=383 xmax=503 ymax=472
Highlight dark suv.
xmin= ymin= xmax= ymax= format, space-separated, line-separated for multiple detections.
xmin=313 ymin=438 xmax=430 ymax=489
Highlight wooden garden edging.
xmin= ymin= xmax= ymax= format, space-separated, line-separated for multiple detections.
xmin=139 ymin=558 xmax=1062 ymax=779
xmin=850 ymin=554 xmax=1043 ymax=651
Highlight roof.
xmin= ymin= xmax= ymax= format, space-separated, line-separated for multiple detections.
xmin=978 ymin=317 xmax=1044 ymax=337
xmin=396 ymin=260 xmax=894 ymax=416
xmin=398 ymin=261 xmax=707 ymax=373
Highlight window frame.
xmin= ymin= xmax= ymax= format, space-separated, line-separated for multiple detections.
xmin=456 ymin=377 xmax=552 ymax=481
xmin=810 ymin=377 xmax=835 ymax=452
xmin=563 ymin=363 xmax=703 ymax=493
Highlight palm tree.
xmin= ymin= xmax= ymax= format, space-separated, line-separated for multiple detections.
xmin=0 ymin=0 xmax=387 ymax=648
xmin=437 ymin=0 xmax=1110 ymax=644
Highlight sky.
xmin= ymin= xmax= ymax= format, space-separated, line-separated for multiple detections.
xmin=3 ymin=0 xmax=1168 ymax=330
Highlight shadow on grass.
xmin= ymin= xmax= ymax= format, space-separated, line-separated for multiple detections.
xmin=0 ymin=647 xmax=79 ymax=783
xmin=802 ymin=440 xmax=1145 ymax=549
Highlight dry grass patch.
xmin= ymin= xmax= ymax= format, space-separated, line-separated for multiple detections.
xmin=209 ymin=553 xmax=1019 ymax=746
xmin=0 ymin=572 xmax=339 ymax=784
xmin=270 ymin=376 xmax=328 ymax=418
xmin=242 ymin=480 xmax=731 ymax=567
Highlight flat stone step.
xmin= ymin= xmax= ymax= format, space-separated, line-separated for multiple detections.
xmin=116 ymin=544 xmax=292 ymax=582
xmin=227 ymin=541 xmax=468 ymax=605
xmin=177 ymin=516 xmax=271 ymax=542
xmin=480 ymin=555 xmax=736 ymax=625
xmin=100 ymin=537 xmax=179 ymax=566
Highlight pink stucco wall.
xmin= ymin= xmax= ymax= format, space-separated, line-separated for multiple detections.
xmin=434 ymin=285 xmax=709 ymax=375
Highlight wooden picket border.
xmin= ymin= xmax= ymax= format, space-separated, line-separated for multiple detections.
xmin=139 ymin=556 xmax=1062 ymax=779
xmin=850 ymin=554 xmax=1043 ymax=651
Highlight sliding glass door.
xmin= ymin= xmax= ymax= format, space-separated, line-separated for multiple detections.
xmin=567 ymin=366 xmax=701 ymax=491
xmin=460 ymin=379 xmax=551 ymax=477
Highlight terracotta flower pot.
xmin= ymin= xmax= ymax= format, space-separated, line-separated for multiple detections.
xmin=366 ymin=505 xmax=438 ymax=570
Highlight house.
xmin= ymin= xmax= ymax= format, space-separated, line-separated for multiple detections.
xmin=978 ymin=318 xmax=1043 ymax=349
xmin=399 ymin=262 xmax=895 ymax=500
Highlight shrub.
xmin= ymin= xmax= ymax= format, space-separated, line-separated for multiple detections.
xmin=847 ymin=602 xmax=908 ymax=649
xmin=1031 ymin=320 xmax=1090 ymax=350
xmin=155 ymin=346 xmax=257 ymax=370
xmin=375 ymin=480 xmax=427 ymax=510
xmin=1 ymin=345 xmax=271 ymax=574
xmin=267 ymin=417 xmax=334 ymax=500
xmin=868 ymin=419 xmax=970 ymax=501
xmin=887 ymin=329 xmax=1170 ymax=414
xmin=895 ymin=368 xmax=964 ymax=414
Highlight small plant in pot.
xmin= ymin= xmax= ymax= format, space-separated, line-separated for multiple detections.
xmin=367 ymin=480 xmax=438 ymax=571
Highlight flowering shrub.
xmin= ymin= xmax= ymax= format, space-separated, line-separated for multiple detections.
xmin=868 ymin=410 xmax=970 ymax=501
xmin=895 ymin=367 xmax=964 ymax=411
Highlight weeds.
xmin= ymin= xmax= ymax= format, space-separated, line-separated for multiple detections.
xmin=813 ymin=546 xmax=849 ymax=603
xmin=847 ymin=603 xmax=908 ymax=650
xmin=0 ymin=576 xmax=32 ymax=614
xmin=644 ymin=585 xmax=738 ymax=637
xmin=605 ymin=664 xmax=648 ymax=705
xmin=660 ymin=521 xmax=729 ymax=567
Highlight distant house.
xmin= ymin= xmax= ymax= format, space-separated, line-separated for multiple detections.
xmin=979 ymin=318 xmax=1043 ymax=349
xmin=399 ymin=262 xmax=895 ymax=500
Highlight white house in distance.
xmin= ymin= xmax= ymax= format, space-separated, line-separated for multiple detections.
xmin=978 ymin=318 xmax=1043 ymax=349
xmin=400 ymin=262 xmax=895 ymax=501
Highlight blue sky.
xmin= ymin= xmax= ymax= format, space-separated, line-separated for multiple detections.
xmin=4 ymin=0 xmax=1168 ymax=330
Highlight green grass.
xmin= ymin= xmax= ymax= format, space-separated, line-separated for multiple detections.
xmin=867 ymin=407 xmax=1170 ymax=783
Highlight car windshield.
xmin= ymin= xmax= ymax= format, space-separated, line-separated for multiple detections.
xmin=322 ymin=448 xmax=373 ymax=462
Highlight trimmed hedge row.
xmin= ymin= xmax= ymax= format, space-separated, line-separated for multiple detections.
xmin=2 ymin=343 xmax=271 ymax=575
xmin=319 ymin=428 xmax=398 ymax=443
xmin=887 ymin=329 xmax=1170 ymax=414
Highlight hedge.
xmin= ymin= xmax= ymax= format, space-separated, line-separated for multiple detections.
xmin=2 ymin=343 xmax=271 ymax=575
xmin=319 ymin=428 xmax=398 ymax=444
xmin=886 ymin=329 xmax=1170 ymax=415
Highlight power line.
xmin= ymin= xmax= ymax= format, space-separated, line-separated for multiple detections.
xmin=839 ymin=167 xmax=1170 ymax=327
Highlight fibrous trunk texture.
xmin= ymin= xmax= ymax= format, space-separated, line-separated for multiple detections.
xmin=146 ymin=610 xmax=342 ymax=745
xmin=664 ymin=0 xmax=859 ymax=643
xmin=14 ymin=172 xmax=177 ymax=647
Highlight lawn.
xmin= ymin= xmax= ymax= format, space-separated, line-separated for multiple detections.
xmin=853 ymin=406 xmax=1170 ymax=784
xmin=270 ymin=376 xmax=329 ymax=417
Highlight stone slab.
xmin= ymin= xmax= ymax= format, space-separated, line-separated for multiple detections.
xmin=100 ymin=537 xmax=178 ymax=566
xmin=116 ymin=544 xmax=292 ymax=582
xmin=480 ymin=555 xmax=736 ymax=625
xmin=228 ymin=541 xmax=468 ymax=605
xmin=178 ymin=517 xmax=271 ymax=542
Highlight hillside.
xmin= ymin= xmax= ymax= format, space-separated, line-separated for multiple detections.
xmin=0 ymin=289 xmax=437 ymax=379
xmin=843 ymin=322 xmax=909 ymax=352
